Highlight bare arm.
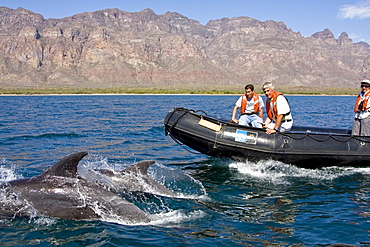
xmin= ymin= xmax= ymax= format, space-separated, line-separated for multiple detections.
xmin=265 ymin=114 xmax=283 ymax=134
xmin=258 ymin=107 xmax=263 ymax=120
xmin=231 ymin=105 xmax=239 ymax=123
xmin=263 ymin=117 xmax=271 ymax=127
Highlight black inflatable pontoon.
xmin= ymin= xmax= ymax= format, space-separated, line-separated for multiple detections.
xmin=164 ymin=107 xmax=370 ymax=168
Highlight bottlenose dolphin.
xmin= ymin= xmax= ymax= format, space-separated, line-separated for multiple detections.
xmin=0 ymin=152 xmax=150 ymax=223
xmin=98 ymin=160 xmax=176 ymax=197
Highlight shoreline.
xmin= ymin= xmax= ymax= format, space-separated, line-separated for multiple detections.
xmin=0 ymin=93 xmax=357 ymax=96
xmin=0 ymin=86 xmax=359 ymax=96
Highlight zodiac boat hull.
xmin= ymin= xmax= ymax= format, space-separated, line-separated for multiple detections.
xmin=164 ymin=107 xmax=370 ymax=168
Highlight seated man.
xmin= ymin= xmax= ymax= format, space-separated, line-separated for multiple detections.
xmin=231 ymin=84 xmax=264 ymax=128
xmin=262 ymin=81 xmax=293 ymax=134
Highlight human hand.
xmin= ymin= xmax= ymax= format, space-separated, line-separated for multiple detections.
xmin=265 ymin=128 xmax=277 ymax=134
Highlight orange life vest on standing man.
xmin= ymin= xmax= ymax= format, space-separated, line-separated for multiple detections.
xmin=354 ymin=90 xmax=370 ymax=113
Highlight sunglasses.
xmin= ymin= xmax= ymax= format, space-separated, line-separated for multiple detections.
xmin=361 ymin=85 xmax=370 ymax=88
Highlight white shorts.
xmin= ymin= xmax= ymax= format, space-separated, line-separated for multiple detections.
xmin=266 ymin=120 xmax=293 ymax=132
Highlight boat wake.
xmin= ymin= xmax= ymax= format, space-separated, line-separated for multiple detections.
xmin=229 ymin=159 xmax=370 ymax=185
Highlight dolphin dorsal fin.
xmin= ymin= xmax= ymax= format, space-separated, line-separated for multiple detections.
xmin=122 ymin=160 xmax=155 ymax=175
xmin=40 ymin=151 xmax=88 ymax=178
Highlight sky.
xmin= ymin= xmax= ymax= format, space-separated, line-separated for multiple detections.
xmin=1 ymin=0 xmax=370 ymax=44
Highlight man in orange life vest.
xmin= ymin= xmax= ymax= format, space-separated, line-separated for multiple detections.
xmin=262 ymin=82 xmax=293 ymax=134
xmin=352 ymin=79 xmax=370 ymax=136
xmin=231 ymin=84 xmax=264 ymax=128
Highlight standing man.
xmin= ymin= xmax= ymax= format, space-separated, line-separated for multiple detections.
xmin=352 ymin=79 xmax=370 ymax=136
xmin=231 ymin=84 xmax=264 ymax=128
xmin=262 ymin=82 xmax=293 ymax=134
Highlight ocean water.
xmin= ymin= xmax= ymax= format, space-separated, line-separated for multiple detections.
xmin=0 ymin=95 xmax=369 ymax=246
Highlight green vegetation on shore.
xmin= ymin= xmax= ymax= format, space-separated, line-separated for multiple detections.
xmin=0 ymin=86 xmax=359 ymax=95
xmin=0 ymin=87 xmax=241 ymax=95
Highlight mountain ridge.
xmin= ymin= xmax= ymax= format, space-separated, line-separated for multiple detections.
xmin=0 ymin=7 xmax=369 ymax=90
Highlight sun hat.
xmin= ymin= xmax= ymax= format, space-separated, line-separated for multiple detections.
xmin=361 ymin=79 xmax=370 ymax=85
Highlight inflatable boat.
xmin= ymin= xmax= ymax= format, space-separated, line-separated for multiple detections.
xmin=164 ymin=107 xmax=370 ymax=168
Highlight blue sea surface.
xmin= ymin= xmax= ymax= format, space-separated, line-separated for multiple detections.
xmin=0 ymin=95 xmax=369 ymax=246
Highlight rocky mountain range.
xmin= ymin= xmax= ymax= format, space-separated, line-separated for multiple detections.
xmin=0 ymin=7 xmax=369 ymax=90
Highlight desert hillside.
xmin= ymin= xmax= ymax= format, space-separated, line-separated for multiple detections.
xmin=0 ymin=7 xmax=369 ymax=91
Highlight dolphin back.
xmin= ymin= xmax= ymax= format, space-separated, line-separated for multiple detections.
xmin=119 ymin=160 xmax=176 ymax=197
xmin=40 ymin=151 xmax=88 ymax=178
xmin=122 ymin=160 xmax=155 ymax=175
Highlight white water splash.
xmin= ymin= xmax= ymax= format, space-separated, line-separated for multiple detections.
xmin=0 ymin=162 xmax=22 ymax=182
xmin=149 ymin=209 xmax=207 ymax=225
xmin=31 ymin=216 xmax=57 ymax=226
xmin=94 ymin=209 xmax=207 ymax=226
xmin=148 ymin=162 xmax=208 ymax=199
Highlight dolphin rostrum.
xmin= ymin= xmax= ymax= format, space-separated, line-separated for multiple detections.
xmin=0 ymin=152 xmax=150 ymax=223
xmin=98 ymin=160 xmax=176 ymax=197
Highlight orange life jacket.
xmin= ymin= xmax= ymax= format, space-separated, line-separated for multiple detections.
xmin=266 ymin=91 xmax=289 ymax=120
xmin=240 ymin=93 xmax=260 ymax=114
xmin=354 ymin=90 xmax=370 ymax=113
